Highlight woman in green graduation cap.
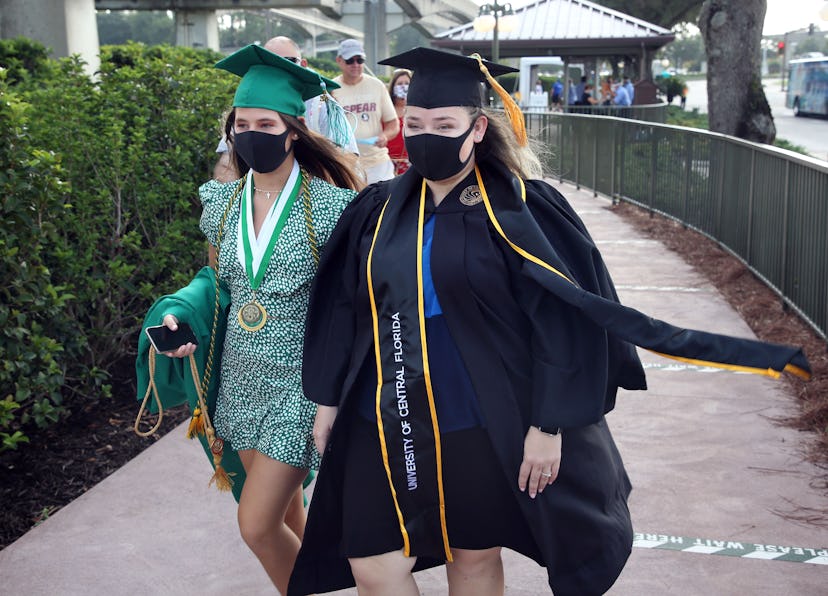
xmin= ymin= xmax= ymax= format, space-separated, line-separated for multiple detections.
xmin=288 ymin=48 xmax=809 ymax=596
xmin=158 ymin=44 xmax=361 ymax=592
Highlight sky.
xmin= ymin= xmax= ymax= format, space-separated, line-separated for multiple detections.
xmin=763 ymin=0 xmax=828 ymax=35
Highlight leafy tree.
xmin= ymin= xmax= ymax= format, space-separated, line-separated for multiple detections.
xmin=218 ymin=10 xmax=308 ymax=50
xmin=606 ymin=0 xmax=775 ymax=144
xmin=597 ymin=0 xmax=703 ymax=28
xmin=97 ymin=10 xmax=175 ymax=46
xmin=793 ymin=36 xmax=827 ymax=57
xmin=661 ymin=26 xmax=705 ymax=71
xmin=700 ymin=0 xmax=775 ymax=143
xmin=0 ymin=37 xmax=50 ymax=85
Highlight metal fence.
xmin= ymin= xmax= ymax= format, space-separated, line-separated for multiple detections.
xmin=525 ymin=112 xmax=828 ymax=341
xmin=562 ymin=103 xmax=668 ymax=123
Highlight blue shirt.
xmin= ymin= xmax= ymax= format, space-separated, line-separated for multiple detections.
xmin=613 ymin=85 xmax=631 ymax=106
xmin=624 ymin=81 xmax=634 ymax=102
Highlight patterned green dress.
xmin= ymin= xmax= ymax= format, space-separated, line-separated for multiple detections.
xmin=199 ymin=171 xmax=356 ymax=469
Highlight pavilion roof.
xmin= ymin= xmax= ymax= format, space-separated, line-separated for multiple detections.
xmin=434 ymin=0 xmax=675 ymax=58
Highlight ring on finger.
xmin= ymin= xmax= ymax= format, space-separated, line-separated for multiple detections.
xmin=540 ymin=471 xmax=552 ymax=477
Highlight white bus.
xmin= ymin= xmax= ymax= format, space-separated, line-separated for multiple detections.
xmin=785 ymin=57 xmax=828 ymax=117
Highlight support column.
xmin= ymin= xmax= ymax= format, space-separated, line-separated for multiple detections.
xmin=363 ymin=0 xmax=388 ymax=75
xmin=174 ymin=10 xmax=219 ymax=52
xmin=0 ymin=0 xmax=99 ymax=76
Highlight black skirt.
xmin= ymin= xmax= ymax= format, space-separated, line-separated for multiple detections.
xmin=341 ymin=415 xmax=542 ymax=560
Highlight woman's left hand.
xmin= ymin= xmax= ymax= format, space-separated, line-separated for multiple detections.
xmin=313 ymin=405 xmax=338 ymax=455
xmin=518 ymin=427 xmax=562 ymax=499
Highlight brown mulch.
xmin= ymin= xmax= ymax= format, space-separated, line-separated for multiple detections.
xmin=0 ymin=200 xmax=826 ymax=551
xmin=0 ymin=384 xmax=190 ymax=550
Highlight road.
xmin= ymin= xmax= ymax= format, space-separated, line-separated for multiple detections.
xmin=683 ymin=77 xmax=828 ymax=162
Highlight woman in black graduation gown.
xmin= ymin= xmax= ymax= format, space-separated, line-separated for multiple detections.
xmin=288 ymin=48 xmax=810 ymax=596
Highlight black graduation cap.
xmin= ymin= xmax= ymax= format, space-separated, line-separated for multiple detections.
xmin=378 ymin=47 xmax=518 ymax=109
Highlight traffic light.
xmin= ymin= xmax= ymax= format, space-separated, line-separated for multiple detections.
xmin=777 ymin=41 xmax=786 ymax=55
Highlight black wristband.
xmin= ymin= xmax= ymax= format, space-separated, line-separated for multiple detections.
xmin=535 ymin=425 xmax=561 ymax=436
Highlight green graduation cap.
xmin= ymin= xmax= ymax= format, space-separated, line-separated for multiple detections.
xmin=215 ymin=44 xmax=340 ymax=117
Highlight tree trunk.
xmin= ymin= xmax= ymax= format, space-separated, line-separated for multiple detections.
xmin=699 ymin=0 xmax=775 ymax=143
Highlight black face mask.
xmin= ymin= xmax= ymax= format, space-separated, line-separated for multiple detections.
xmin=405 ymin=122 xmax=476 ymax=181
xmin=233 ymin=129 xmax=292 ymax=174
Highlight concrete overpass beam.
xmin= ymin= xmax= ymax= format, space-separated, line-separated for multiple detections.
xmin=174 ymin=9 xmax=220 ymax=51
xmin=1 ymin=0 xmax=100 ymax=76
xmin=95 ymin=1 xmax=342 ymax=20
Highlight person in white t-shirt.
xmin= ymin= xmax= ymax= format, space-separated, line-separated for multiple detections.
xmin=332 ymin=39 xmax=399 ymax=184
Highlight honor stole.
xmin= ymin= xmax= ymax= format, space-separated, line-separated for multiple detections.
xmin=367 ymin=181 xmax=452 ymax=561
xmin=237 ymin=162 xmax=302 ymax=332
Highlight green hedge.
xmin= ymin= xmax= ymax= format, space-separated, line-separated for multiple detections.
xmin=0 ymin=40 xmax=236 ymax=452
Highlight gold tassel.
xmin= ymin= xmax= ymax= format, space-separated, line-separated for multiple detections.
xmin=207 ymin=431 xmax=234 ymax=491
xmin=471 ymin=53 xmax=528 ymax=147
xmin=209 ymin=463 xmax=235 ymax=492
xmin=186 ymin=406 xmax=205 ymax=439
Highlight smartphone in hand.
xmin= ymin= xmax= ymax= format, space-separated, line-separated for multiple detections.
xmin=145 ymin=322 xmax=198 ymax=353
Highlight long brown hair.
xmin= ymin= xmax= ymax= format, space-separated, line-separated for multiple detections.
xmin=223 ymin=108 xmax=364 ymax=191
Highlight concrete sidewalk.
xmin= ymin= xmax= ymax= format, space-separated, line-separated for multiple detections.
xmin=1 ymin=181 xmax=826 ymax=595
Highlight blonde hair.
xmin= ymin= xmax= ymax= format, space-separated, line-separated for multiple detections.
xmin=472 ymin=108 xmax=544 ymax=180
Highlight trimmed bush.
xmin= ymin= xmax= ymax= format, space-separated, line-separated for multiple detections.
xmin=0 ymin=40 xmax=236 ymax=451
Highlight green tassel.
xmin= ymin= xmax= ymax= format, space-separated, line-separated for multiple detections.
xmin=321 ymin=91 xmax=354 ymax=149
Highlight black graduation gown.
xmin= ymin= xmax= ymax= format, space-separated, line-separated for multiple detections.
xmin=288 ymin=165 xmax=648 ymax=596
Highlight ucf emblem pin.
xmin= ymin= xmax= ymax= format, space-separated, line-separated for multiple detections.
xmin=459 ymin=185 xmax=482 ymax=206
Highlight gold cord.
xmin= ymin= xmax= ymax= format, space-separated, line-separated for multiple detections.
xmin=201 ymin=179 xmax=245 ymax=400
xmin=300 ymin=168 xmax=320 ymax=266
xmin=134 ymin=347 xmax=163 ymax=437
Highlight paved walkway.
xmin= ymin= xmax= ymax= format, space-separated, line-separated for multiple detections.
xmin=2 ymin=181 xmax=826 ymax=595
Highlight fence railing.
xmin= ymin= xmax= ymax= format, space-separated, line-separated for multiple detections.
xmin=523 ymin=102 xmax=668 ymax=123
xmin=525 ymin=112 xmax=828 ymax=341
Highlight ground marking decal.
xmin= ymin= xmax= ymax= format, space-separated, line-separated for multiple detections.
xmin=634 ymin=532 xmax=827 ymax=565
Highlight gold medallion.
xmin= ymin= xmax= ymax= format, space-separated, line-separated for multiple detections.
xmin=238 ymin=300 xmax=267 ymax=332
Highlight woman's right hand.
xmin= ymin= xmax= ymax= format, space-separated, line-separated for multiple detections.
xmin=159 ymin=314 xmax=198 ymax=358
xmin=313 ymin=405 xmax=338 ymax=455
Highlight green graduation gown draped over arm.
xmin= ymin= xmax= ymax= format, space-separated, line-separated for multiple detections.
xmin=135 ymin=266 xmax=247 ymax=502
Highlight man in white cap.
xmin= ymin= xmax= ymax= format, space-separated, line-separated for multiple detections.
xmin=332 ymin=38 xmax=399 ymax=184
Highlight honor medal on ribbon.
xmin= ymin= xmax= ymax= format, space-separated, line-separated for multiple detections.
xmin=237 ymin=165 xmax=303 ymax=332
xmin=238 ymin=299 xmax=267 ymax=332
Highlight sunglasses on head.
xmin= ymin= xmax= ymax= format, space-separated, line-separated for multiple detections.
xmin=345 ymin=56 xmax=365 ymax=65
